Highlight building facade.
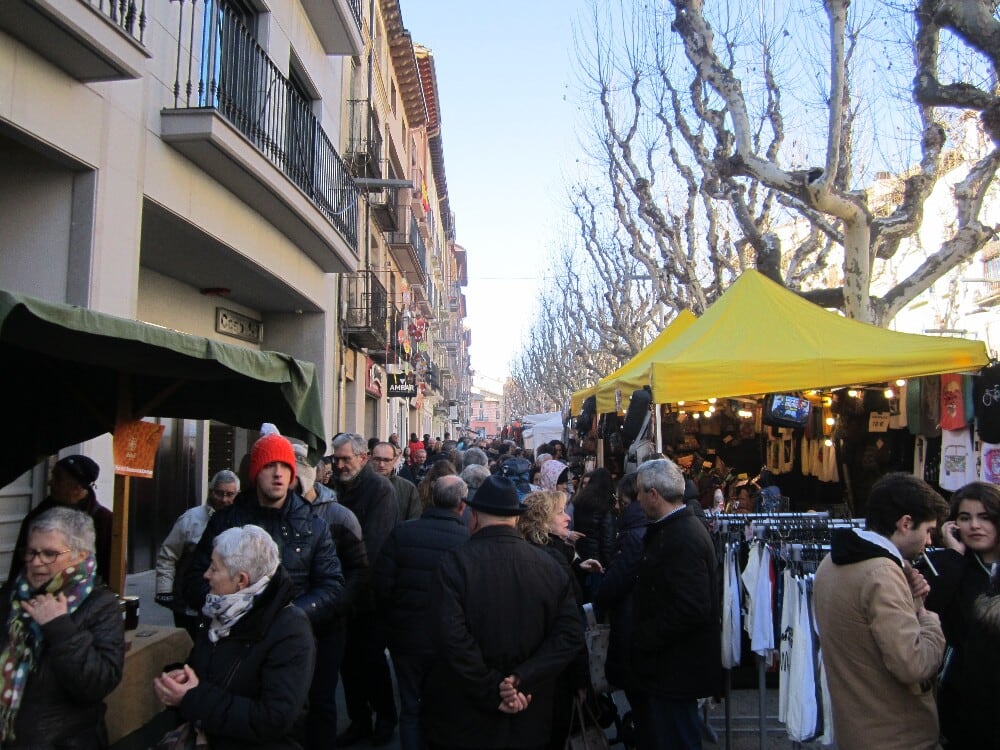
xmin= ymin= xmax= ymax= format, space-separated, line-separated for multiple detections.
xmin=0 ymin=0 xmax=469 ymax=572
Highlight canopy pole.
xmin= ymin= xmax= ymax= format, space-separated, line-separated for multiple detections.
xmin=109 ymin=373 xmax=133 ymax=595
xmin=655 ymin=404 xmax=663 ymax=454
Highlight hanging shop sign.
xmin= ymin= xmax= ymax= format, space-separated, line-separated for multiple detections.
xmin=215 ymin=307 xmax=263 ymax=344
xmin=113 ymin=420 xmax=166 ymax=478
xmin=387 ymin=373 xmax=417 ymax=398
xmin=366 ymin=357 xmax=383 ymax=398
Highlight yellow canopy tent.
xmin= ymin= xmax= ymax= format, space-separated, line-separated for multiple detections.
xmin=645 ymin=270 xmax=990 ymax=403
xmin=569 ymin=310 xmax=697 ymax=413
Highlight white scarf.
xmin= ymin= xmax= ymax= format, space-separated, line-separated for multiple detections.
xmin=202 ymin=573 xmax=272 ymax=643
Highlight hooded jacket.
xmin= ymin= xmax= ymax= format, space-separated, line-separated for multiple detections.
xmin=814 ymin=528 xmax=945 ymax=750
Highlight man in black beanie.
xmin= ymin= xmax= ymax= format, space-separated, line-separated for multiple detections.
xmin=10 ymin=455 xmax=112 ymax=583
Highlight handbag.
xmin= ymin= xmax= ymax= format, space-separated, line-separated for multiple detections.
xmin=564 ymin=694 xmax=610 ymax=750
xmin=582 ymin=603 xmax=611 ymax=695
xmin=155 ymin=720 xmax=209 ymax=750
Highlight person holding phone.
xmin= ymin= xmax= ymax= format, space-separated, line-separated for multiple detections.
xmin=920 ymin=481 xmax=1000 ymax=748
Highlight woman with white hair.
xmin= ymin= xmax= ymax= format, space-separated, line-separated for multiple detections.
xmin=0 ymin=506 xmax=124 ymax=748
xmin=154 ymin=525 xmax=316 ymax=749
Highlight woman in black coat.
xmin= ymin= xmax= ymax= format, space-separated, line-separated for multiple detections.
xmin=154 ymin=525 xmax=316 ymax=750
xmin=921 ymin=482 xmax=1000 ymax=748
xmin=0 ymin=507 xmax=124 ymax=750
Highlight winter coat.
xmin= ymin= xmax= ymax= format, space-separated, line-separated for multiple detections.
xmin=156 ymin=504 xmax=213 ymax=615
xmin=422 ymin=525 xmax=584 ymax=749
xmin=814 ymin=528 xmax=945 ymax=750
xmin=631 ymin=505 xmax=721 ymax=701
xmin=0 ymin=585 xmax=124 ymax=749
xmin=183 ymin=490 xmax=345 ymax=629
xmin=958 ymin=586 xmax=1000 ymax=748
xmin=919 ymin=547 xmax=993 ymax=747
xmin=389 ymin=474 xmax=422 ymax=522
xmin=334 ymin=464 xmax=398 ymax=565
xmin=571 ymin=504 xmax=615 ymax=568
xmin=10 ymin=495 xmax=113 ymax=585
xmin=306 ymin=493 xmax=369 ymax=624
xmin=179 ymin=567 xmax=316 ymax=750
xmin=371 ymin=507 xmax=469 ymax=655
xmin=593 ymin=501 xmax=648 ymax=690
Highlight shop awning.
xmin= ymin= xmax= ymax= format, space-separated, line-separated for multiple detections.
xmin=0 ymin=289 xmax=327 ymax=487
xmin=569 ymin=310 xmax=697 ymax=413
xmin=644 ymin=270 xmax=990 ymax=403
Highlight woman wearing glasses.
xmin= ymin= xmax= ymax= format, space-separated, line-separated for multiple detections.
xmin=0 ymin=506 xmax=124 ymax=749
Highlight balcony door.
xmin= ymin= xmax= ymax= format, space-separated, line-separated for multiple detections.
xmin=201 ymin=0 xmax=263 ymax=143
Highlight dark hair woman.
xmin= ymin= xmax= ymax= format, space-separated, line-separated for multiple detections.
xmin=0 ymin=506 xmax=124 ymax=748
xmin=920 ymin=481 xmax=1000 ymax=748
xmin=570 ymin=468 xmax=617 ymax=599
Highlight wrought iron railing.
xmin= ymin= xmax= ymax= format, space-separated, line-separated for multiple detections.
xmin=347 ymin=99 xmax=382 ymax=178
xmin=341 ymin=270 xmax=388 ymax=349
xmin=169 ymin=0 xmax=358 ymax=249
xmin=89 ymin=0 xmax=147 ymax=44
xmin=346 ymin=0 xmax=363 ymax=33
xmin=388 ymin=209 xmax=427 ymax=275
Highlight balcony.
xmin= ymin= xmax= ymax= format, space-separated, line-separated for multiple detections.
xmin=161 ymin=0 xmax=360 ymax=273
xmin=368 ymin=181 xmax=398 ymax=233
xmin=346 ymin=100 xmax=382 ymax=179
xmin=301 ymin=0 xmax=363 ymax=56
xmin=342 ymin=270 xmax=388 ymax=353
xmin=0 ymin=0 xmax=150 ymax=81
xmin=388 ymin=208 xmax=428 ymax=283
xmin=976 ymin=248 xmax=1000 ymax=308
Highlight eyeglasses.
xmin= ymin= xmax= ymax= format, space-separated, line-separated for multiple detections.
xmin=23 ymin=548 xmax=72 ymax=564
xmin=332 ymin=454 xmax=358 ymax=464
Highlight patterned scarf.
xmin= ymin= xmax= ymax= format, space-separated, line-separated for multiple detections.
xmin=202 ymin=573 xmax=272 ymax=643
xmin=0 ymin=555 xmax=97 ymax=742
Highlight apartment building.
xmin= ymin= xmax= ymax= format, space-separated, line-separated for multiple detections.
xmin=0 ymin=0 xmax=469 ymax=571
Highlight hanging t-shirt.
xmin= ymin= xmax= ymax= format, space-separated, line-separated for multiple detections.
xmin=889 ymin=382 xmax=908 ymax=429
xmin=907 ymin=377 xmax=942 ymax=437
xmin=981 ymin=442 xmax=1000 ymax=484
xmin=914 ymin=435 xmax=928 ymax=478
xmin=975 ymin=364 xmax=1000 ymax=443
xmin=940 ymin=428 xmax=975 ymax=491
xmin=787 ymin=578 xmax=818 ymax=742
xmin=940 ymin=373 xmax=968 ymax=431
xmin=778 ymin=568 xmax=797 ymax=724
xmin=721 ymin=544 xmax=742 ymax=669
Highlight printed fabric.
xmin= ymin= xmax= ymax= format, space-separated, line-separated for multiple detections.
xmin=203 ymin=572 xmax=273 ymax=643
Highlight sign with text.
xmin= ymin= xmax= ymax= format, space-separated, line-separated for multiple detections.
xmin=113 ymin=420 xmax=165 ymax=478
xmin=868 ymin=412 xmax=891 ymax=433
xmin=216 ymin=307 xmax=263 ymax=344
xmin=387 ymin=373 xmax=417 ymax=398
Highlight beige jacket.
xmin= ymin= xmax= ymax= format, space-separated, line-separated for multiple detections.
xmin=814 ymin=531 xmax=945 ymax=750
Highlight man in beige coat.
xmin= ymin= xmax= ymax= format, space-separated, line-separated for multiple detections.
xmin=815 ymin=472 xmax=948 ymax=750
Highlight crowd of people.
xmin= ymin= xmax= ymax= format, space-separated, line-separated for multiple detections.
xmin=5 ymin=434 xmax=1000 ymax=749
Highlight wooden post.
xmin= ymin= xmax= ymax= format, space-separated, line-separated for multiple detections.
xmin=109 ymin=474 xmax=130 ymax=595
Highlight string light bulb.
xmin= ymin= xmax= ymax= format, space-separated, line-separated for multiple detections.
xmin=884 ymin=388 xmax=895 ymax=399
xmin=826 ymin=417 xmax=836 ymax=426
xmin=895 ymin=379 xmax=906 ymax=387
xmin=824 ymin=438 xmax=834 ymax=447
xmin=708 ymin=397 xmax=717 ymax=404
xmin=847 ymin=389 xmax=858 ymax=398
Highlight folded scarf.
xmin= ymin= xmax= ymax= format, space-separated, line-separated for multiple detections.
xmin=202 ymin=573 xmax=272 ymax=643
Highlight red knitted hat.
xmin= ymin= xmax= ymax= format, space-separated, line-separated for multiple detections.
xmin=249 ymin=433 xmax=297 ymax=484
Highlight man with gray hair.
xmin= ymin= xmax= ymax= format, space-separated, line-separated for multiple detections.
xmin=331 ymin=433 xmax=400 ymax=746
xmin=459 ymin=464 xmax=490 ymax=500
xmin=155 ymin=469 xmax=240 ymax=636
xmin=372 ymin=476 xmax=471 ymax=750
xmin=631 ymin=458 xmax=721 ymax=750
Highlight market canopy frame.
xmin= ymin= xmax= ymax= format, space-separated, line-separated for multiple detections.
xmin=0 ymin=289 xmax=328 ymax=591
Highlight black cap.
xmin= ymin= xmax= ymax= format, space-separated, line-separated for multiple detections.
xmin=55 ymin=455 xmax=100 ymax=487
xmin=466 ymin=475 xmax=525 ymax=516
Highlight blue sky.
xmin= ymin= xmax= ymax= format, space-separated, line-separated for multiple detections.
xmin=404 ymin=2 xmax=585 ymax=382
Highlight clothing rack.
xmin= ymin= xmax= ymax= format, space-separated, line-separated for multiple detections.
xmin=710 ymin=512 xmax=865 ymax=750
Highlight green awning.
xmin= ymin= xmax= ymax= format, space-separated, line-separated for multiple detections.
xmin=0 ymin=289 xmax=327 ymax=486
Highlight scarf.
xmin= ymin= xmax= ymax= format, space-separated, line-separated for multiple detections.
xmin=0 ymin=555 xmax=97 ymax=742
xmin=202 ymin=573 xmax=272 ymax=643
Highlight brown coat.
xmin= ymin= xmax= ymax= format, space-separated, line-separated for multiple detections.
xmin=814 ymin=534 xmax=945 ymax=750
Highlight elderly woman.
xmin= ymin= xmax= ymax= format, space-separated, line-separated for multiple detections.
xmin=154 ymin=525 xmax=316 ymax=750
xmin=0 ymin=506 xmax=124 ymax=749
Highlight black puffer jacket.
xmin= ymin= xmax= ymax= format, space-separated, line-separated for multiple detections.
xmin=334 ymin=465 xmax=398 ymax=565
xmin=180 ymin=567 xmax=316 ymax=750
xmin=593 ymin=500 xmax=648 ymax=690
xmin=371 ymin=507 xmax=469 ymax=654
xmin=308 ymin=494 xmax=370 ymax=625
xmin=184 ymin=490 xmax=345 ymax=629
xmin=0 ymin=585 xmax=124 ymax=749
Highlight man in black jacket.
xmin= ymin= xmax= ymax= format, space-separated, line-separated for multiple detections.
xmin=422 ymin=475 xmax=584 ymax=749
xmin=632 ymin=459 xmax=721 ymax=750
xmin=332 ymin=433 xmax=400 ymax=746
xmin=372 ymin=475 xmax=470 ymax=750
